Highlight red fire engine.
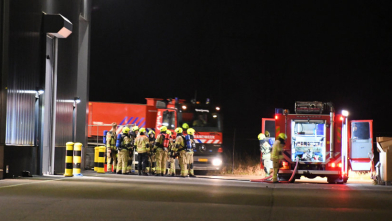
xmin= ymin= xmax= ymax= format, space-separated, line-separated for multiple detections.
xmin=262 ymin=101 xmax=373 ymax=184
xmin=88 ymin=98 xmax=223 ymax=171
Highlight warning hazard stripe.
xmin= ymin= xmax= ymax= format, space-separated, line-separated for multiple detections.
xmin=195 ymin=139 xmax=222 ymax=144
xmin=283 ymin=151 xmax=291 ymax=163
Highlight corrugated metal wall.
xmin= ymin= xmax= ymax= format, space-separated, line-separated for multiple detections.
xmin=5 ymin=0 xmax=42 ymax=146
xmin=5 ymin=91 xmax=36 ymax=145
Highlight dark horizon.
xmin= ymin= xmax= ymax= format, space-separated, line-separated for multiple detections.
xmin=90 ymin=1 xmax=392 ymax=156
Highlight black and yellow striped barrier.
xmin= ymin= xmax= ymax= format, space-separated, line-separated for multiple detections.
xmin=64 ymin=142 xmax=74 ymax=177
xmin=97 ymin=146 xmax=105 ymax=173
xmin=94 ymin=146 xmax=99 ymax=171
xmin=73 ymin=142 xmax=83 ymax=177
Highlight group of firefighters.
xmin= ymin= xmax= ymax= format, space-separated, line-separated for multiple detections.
xmin=105 ymin=122 xmax=197 ymax=178
xmin=258 ymin=132 xmax=287 ymax=183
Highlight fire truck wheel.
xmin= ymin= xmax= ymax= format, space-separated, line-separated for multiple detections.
xmin=278 ymin=174 xmax=295 ymax=183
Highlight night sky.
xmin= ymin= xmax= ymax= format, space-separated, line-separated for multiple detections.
xmin=90 ymin=1 xmax=392 ymax=159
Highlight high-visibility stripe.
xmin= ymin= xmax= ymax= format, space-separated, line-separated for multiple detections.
xmin=119 ymin=117 xmax=127 ymax=125
xmin=213 ymin=140 xmax=219 ymax=144
xmin=131 ymin=117 xmax=139 ymax=125
xmin=126 ymin=117 xmax=134 ymax=125
xmin=136 ymin=118 xmax=144 ymax=126
xmin=207 ymin=140 xmax=213 ymax=144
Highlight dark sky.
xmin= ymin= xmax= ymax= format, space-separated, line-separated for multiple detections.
xmin=90 ymin=1 xmax=392 ymax=156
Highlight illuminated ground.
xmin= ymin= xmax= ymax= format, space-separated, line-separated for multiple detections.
xmin=0 ymin=172 xmax=391 ymax=220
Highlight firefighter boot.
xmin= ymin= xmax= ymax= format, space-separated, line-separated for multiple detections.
xmin=189 ymin=163 xmax=196 ymax=177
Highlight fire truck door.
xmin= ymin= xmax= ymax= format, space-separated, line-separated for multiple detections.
xmin=349 ymin=120 xmax=373 ymax=171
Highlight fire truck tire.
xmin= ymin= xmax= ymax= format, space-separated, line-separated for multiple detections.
xmin=327 ymin=176 xmax=345 ymax=184
xmin=278 ymin=174 xmax=295 ymax=183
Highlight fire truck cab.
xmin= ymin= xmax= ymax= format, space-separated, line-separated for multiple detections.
xmin=155 ymin=98 xmax=223 ymax=171
xmin=262 ymin=101 xmax=373 ymax=184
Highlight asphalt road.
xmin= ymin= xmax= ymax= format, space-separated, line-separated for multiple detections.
xmin=0 ymin=172 xmax=391 ymax=221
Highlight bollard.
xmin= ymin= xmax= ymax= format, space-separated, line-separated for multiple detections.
xmin=64 ymin=142 xmax=74 ymax=177
xmin=94 ymin=146 xmax=99 ymax=171
xmin=73 ymin=142 xmax=83 ymax=177
xmin=97 ymin=146 xmax=106 ymax=173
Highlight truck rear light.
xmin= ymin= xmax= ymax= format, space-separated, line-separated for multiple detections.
xmin=338 ymin=163 xmax=342 ymax=168
xmin=282 ymin=161 xmax=290 ymax=169
xmin=275 ymin=115 xmax=278 ymax=120
xmin=340 ymin=117 xmax=344 ymax=121
xmin=331 ymin=163 xmax=336 ymax=168
xmin=218 ymin=147 xmax=223 ymax=153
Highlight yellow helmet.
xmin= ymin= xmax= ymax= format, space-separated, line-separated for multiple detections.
xmin=166 ymin=130 xmax=172 ymax=135
xmin=265 ymin=131 xmax=270 ymax=137
xmin=258 ymin=133 xmax=265 ymax=140
xmin=122 ymin=127 xmax=130 ymax=134
xmin=187 ymin=128 xmax=195 ymax=135
xmin=278 ymin=133 xmax=287 ymax=140
xmin=160 ymin=126 xmax=167 ymax=132
xmin=148 ymin=130 xmax=155 ymax=135
xmin=132 ymin=126 xmax=139 ymax=131
xmin=139 ymin=128 xmax=146 ymax=133
xmin=182 ymin=123 xmax=189 ymax=129
xmin=175 ymin=127 xmax=183 ymax=133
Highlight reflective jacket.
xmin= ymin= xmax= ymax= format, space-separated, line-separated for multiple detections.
xmin=154 ymin=133 xmax=165 ymax=150
xmin=106 ymin=130 xmax=117 ymax=149
xmin=260 ymin=139 xmax=272 ymax=160
xmin=116 ymin=133 xmax=131 ymax=151
xmin=135 ymin=135 xmax=149 ymax=153
xmin=271 ymin=139 xmax=284 ymax=160
xmin=175 ymin=134 xmax=185 ymax=152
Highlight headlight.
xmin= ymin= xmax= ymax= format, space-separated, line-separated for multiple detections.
xmin=212 ymin=158 xmax=222 ymax=166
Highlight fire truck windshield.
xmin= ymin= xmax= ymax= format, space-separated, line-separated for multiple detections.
xmin=178 ymin=110 xmax=221 ymax=132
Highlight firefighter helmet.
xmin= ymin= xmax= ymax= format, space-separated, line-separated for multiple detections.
xmin=258 ymin=133 xmax=265 ymax=140
xmin=132 ymin=126 xmax=139 ymax=131
xmin=187 ymin=128 xmax=195 ymax=135
xmin=166 ymin=130 xmax=172 ymax=135
xmin=265 ymin=131 xmax=270 ymax=137
xmin=175 ymin=127 xmax=183 ymax=133
xmin=278 ymin=133 xmax=287 ymax=140
xmin=122 ymin=127 xmax=130 ymax=134
xmin=182 ymin=123 xmax=189 ymax=129
xmin=139 ymin=128 xmax=146 ymax=133
xmin=160 ymin=126 xmax=167 ymax=132
xmin=148 ymin=130 xmax=155 ymax=135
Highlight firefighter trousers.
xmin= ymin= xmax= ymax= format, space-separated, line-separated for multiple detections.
xmin=138 ymin=152 xmax=148 ymax=174
xmin=167 ymin=157 xmax=176 ymax=175
xmin=116 ymin=149 xmax=129 ymax=174
xmin=126 ymin=150 xmax=133 ymax=173
xmin=178 ymin=150 xmax=187 ymax=176
xmin=155 ymin=148 xmax=167 ymax=175
xmin=272 ymin=159 xmax=280 ymax=182
xmin=185 ymin=151 xmax=194 ymax=175
xmin=107 ymin=148 xmax=117 ymax=172
xmin=262 ymin=157 xmax=272 ymax=176
xmin=147 ymin=153 xmax=156 ymax=174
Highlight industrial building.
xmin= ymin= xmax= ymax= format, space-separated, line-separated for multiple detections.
xmin=0 ymin=0 xmax=91 ymax=179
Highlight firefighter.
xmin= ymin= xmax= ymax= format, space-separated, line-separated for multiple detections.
xmin=126 ymin=126 xmax=139 ymax=174
xmin=146 ymin=130 xmax=156 ymax=174
xmin=154 ymin=126 xmax=168 ymax=176
xmin=258 ymin=133 xmax=272 ymax=177
xmin=175 ymin=127 xmax=187 ymax=177
xmin=271 ymin=133 xmax=287 ymax=183
xmin=116 ymin=126 xmax=131 ymax=174
xmin=166 ymin=130 xmax=176 ymax=176
xmin=135 ymin=128 xmax=149 ymax=175
xmin=186 ymin=128 xmax=196 ymax=177
xmin=182 ymin=123 xmax=189 ymax=135
xmin=106 ymin=122 xmax=118 ymax=173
